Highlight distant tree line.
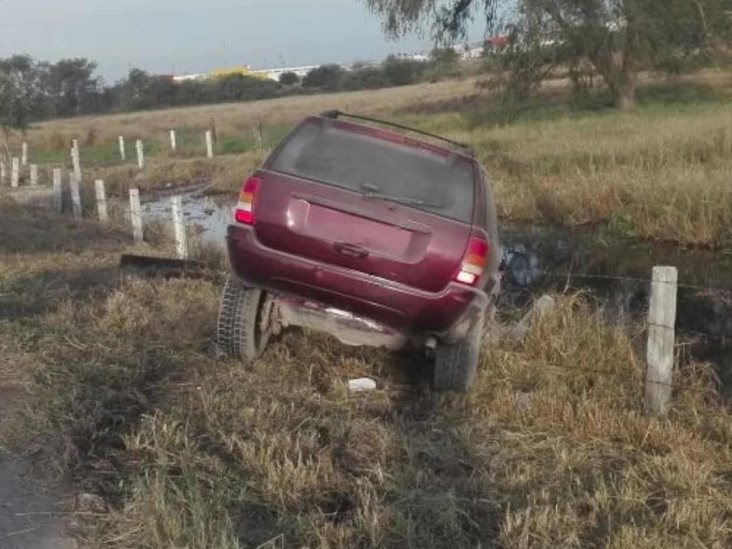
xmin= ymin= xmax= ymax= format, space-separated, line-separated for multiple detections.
xmin=0 ymin=49 xmax=464 ymax=130
xmin=365 ymin=0 xmax=732 ymax=111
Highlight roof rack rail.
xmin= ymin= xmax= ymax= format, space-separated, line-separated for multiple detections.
xmin=319 ymin=110 xmax=474 ymax=156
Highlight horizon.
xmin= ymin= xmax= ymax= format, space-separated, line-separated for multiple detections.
xmin=2 ymin=0 xmax=487 ymax=83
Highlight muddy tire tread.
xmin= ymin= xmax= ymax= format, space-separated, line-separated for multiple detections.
xmin=433 ymin=312 xmax=484 ymax=392
xmin=216 ymin=276 xmax=268 ymax=360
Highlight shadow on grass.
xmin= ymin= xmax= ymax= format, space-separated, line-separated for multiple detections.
xmin=0 ymin=202 xmax=130 ymax=256
xmin=0 ymin=266 xmax=120 ymax=322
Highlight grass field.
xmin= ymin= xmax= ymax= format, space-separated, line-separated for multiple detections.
xmin=0 ymin=201 xmax=730 ymax=547
xmin=8 ymin=69 xmax=732 ymax=248
xmin=2 ymin=70 xmax=732 ymax=547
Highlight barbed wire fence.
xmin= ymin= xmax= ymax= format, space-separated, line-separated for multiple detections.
xmin=2 ymin=139 xmax=731 ymax=418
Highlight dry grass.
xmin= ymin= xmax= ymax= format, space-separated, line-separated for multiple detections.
xmin=81 ymin=151 xmax=266 ymax=198
xmin=1 ymin=202 xmax=730 ymax=547
xmin=10 ymin=69 xmax=732 ymax=247
xmin=20 ymin=78 xmax=478 ymax=149
xmin=415 ymin=80 xmax=732 ymax=247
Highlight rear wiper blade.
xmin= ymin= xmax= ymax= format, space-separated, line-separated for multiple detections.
xmin=362 ymin=192 xmax=444 ymax=209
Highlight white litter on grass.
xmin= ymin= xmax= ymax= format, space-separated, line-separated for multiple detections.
xmin=348 ymin=378 xmax=377 ymax=393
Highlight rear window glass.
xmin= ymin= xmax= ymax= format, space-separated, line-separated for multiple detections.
xmin=269 ymin=120 xmax=475 ymax=222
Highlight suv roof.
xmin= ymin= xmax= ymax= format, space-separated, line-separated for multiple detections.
xmin=318 ymin=110 xmax=475 ymax=158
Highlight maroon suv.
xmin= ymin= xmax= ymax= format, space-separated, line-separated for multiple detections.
xmin=217 ymin=111 xmax=501 ymax=391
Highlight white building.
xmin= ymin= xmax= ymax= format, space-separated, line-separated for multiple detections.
xmin=172 ymin=73 xmax=207 ymax=83
xmin=252 ymin=65 xmax=321 ymax=82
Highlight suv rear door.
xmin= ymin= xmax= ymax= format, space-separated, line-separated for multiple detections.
xmin=251 ymin=117 xmax=478 ymax=293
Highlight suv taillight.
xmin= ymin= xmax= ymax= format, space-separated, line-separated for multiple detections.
xmin=455 ymin=237 xmax=489 ymax=286
xmin=234 ymin=176 xmax=260 ymax=225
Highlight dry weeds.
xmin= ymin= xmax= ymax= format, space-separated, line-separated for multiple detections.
xmin=1 ymin=203 xmax=730 ymax=548
xmin=9 ymin=70 xmax=732 ymax=247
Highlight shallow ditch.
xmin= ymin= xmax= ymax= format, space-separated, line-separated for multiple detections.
xmin=137 ymin=191 xmax=732 ymax=397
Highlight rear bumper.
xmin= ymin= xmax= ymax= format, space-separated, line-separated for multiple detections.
xmin=227 ymin=225 xmax=490 ymax=340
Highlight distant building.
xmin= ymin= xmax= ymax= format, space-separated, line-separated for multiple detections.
xmin=251 ymin=65 xmax=321 ymax=82
xmin=172 ymin=65 xmax=269 ymax=84
xmin=485 ymin=35 xmax=511 ymax=51
xmin=451 ymin=44 xmax=485 ymax=59
xmin=172 ymin=73 xmax=207 ymax=83
xmin=393 ymin=52 xmax=430 ymax=62
xmin=209 ymin=65 xmax=259 ymax=79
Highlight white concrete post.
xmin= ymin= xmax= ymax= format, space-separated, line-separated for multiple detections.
xmin=72 ymin=139 xmax=79 ymax=153
xmin=136 ymin=140 xmax=144 ymax=169
xmin=21 ymin=142 xmax=28 ymax=166
xmin=29 ymin=164 xmax=38 ymax=186
xmin=52 ymin=168 xmax=63 ymax=213
xmin=71 ymin=147 xmax=81 ymax=183
xmin=11 ymin=157 xmax=19 ymax=188
xmin=94 ymin=179 xmax=109 ymax=224
xmin=205 ymin=130 xmax=214 ymax=158
xmin=69 ymin=172 xmax=82 ymax=220
xmin=129 ymin=188 xmax=143 ymax=243
xmin=118 ymin=136 xmax=126 ymax=161
xmin=254 ymin=123 xmax=264 ymax=151
xmin=1 ymin=158 xmax=6 ymax=183
xmin=171 ymin=196 xmax=189 ymax=260
xmin=645 ymin=266 xmax=678 ymax=416
xmin=170 ymin=130 xmax=177 ymax=152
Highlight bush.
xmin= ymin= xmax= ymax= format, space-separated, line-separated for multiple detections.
xmin=279 ymin=71 xmax=300 ymax=86
xmin=382 ymin=56 xmax=425 ymax=86
xmin=302 ymin=64 xmax=346 ymax=91
xmin=343 ymin=66 xmax=390 ymax=90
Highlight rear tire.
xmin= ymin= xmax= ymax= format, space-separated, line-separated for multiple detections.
xmin=433 ymin=312 xmax=484 ymax=393
xmin=216 ymin=276 xmax=271 ymax=360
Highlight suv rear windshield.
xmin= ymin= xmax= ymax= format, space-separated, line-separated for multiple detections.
xmin=269 ymin=119 xmax=476 ymax=223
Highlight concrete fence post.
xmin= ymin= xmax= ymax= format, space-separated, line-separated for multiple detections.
xmin=171 ymin=196 xmax=189 ymax=259
xmin=94 ymin=179 xmax=109 ymax=224
xmin=52 ymin=168 xmax=63 ymax=213
xmin=205 ymin=130 xmax=214 ymax=158
xmin=69 ymin=172 xmax=82 ymax=220
xmin=21 ymin=142 xmax=28 ymax=166
xmin=1 ymin=158 xmax=6 ymax=184
xmin=119 ymin=136 xmax=126 ymax=161
xmin=170 ymin=130 xmax=177 ymax=152
xmin=136 ymin=140 xmax=144 ymax=169
xmin=129 ymin=188 xmax=143 ymax=243
xmin=71 ymin=147 xmax=81 ymax=183
xmin=11 ymin=157 xmax=19 ymax=188
xmin=254 ymin=122 xmax=264 ymax=151
xmin=29 ymin=164 xmax=38 ymax=186
xmin=645 ymin=266 xmax=678 ymax=416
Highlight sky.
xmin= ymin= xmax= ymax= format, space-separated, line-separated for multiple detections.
xmin=1 ymin=0 xmax=488 ymax=83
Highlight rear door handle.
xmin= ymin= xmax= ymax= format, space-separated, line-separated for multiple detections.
xmin=334 ymin=242 xmax=369 ymax=259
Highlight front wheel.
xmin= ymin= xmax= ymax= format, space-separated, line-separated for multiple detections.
xmin=433 ymin=312 xmax=484 ymax=393
xmin=216 ymin=276 xmax=272 ymax=360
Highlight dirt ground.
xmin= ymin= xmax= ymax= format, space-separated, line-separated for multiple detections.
xmin=0 ymin=365 xmax=73 ymax=548
xmin=0 ymin=455 xmax=74 ymax=549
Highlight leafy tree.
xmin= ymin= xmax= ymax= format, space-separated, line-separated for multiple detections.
xmin=431 ymin=46 xmax=460 ymax=66
xmin=429 ymin=46 xmax=462 ymax=79
xmin=207 ymin=74 xmax=280 ymax=102
xmin=279 ymin=71 xmax=300 ymax=86
xmin=382 ymin=56 xmax=425 ymax=85
xmin=44 ymin=58 xmax=101 ymax=117
xmin=0 ymin=55 xmax=47 ymax=131
xmin=303 ymin=64 xmax=346 ymax=91
xmin=118 ymin=68 xmax=155 ymax=110
xmin=343 ymin=66 xmax=390 ymax=90
xmin=365 ymin=0 xmax=732 ymax=110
